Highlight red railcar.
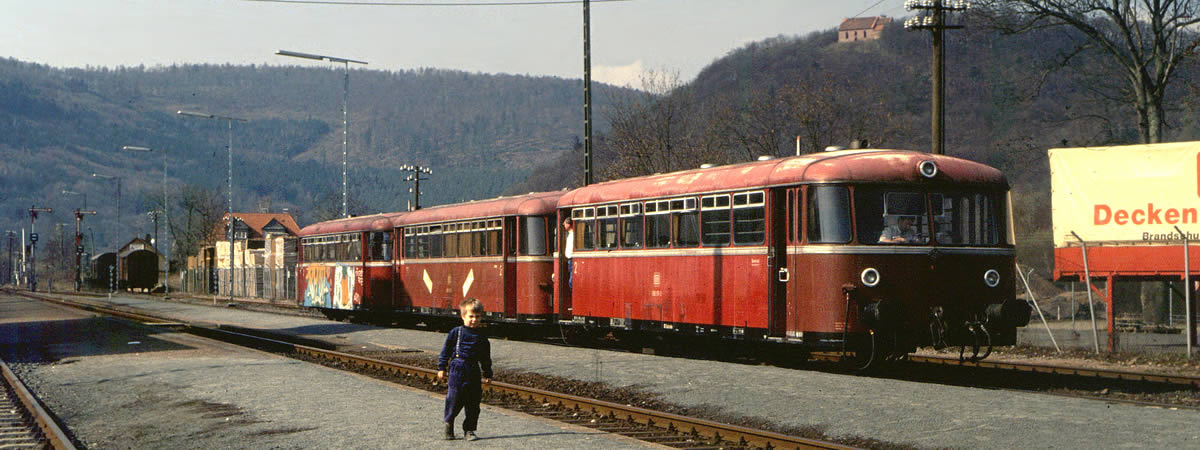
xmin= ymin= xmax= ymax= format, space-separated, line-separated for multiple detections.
xmin=392 ymin=191 xmax=563 ymax=322
xmin=296 ymin=149 xmax=1029 ymax=362
xmin=555 ymin=149 xmax=1029 ymax=359
xmin=297 ymin=213 xmax=400 ymax=319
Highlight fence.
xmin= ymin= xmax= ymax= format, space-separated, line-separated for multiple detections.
xmin=180 ymin=265 xmax=295 ymax=302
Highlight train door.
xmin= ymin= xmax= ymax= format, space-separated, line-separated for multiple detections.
xmin=554 ymin=209 xmax=572 ymax=320
xmin=768 ymin=189 xmax=789 ymax=337
xmin=503 ymin=216 xmax=517 ymax=318
xmin=784 ymin=187 xmax=803 ymax=337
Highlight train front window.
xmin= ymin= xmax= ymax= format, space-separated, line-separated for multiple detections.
xmin=855 ymin=189 xmax=930 ymax=245
xmin=931 ymin=192 xmax=1001 ymax=245
xmin=806 ymin=186 xmax=851 ymax=243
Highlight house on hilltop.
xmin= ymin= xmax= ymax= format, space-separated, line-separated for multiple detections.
xmin=838 ymin=16 xmax=891 ymax=43
xmin=184 ymin=212 xmax=302 ymax=301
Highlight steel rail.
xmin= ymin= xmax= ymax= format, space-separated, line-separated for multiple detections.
xmin=12 ymin=291 xmax=848 ymax=449
xmin=1 ymin=358 xmax=76 ymax=449
xmin=907 ymin=353 xmax=1200 ymax=388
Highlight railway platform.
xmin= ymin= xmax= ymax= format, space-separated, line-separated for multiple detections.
xmin=17 ymin=291 xmax=1200 ymax=448
xmin=0 ymin=292 xmax=655 ymax=448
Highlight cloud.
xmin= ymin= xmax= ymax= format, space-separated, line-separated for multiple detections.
xmin=593 ymin=60 xmax=645 ymax=88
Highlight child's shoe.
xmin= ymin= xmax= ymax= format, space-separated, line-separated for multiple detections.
xmin=444 ymin=422 xmax=456 ymax=440
xmin=465 ymin=431 xmax=478 ymax=441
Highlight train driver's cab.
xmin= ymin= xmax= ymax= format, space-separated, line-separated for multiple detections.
xmin=872 ymin=192 xmax=929 ymax=245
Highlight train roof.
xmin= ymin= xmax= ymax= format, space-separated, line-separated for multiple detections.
xmin=394 ymin=190 xmax=565 ymax=226
xmin=298 ymin=212 xmax=405 ymax=237
xmin=558 ymin=149 xmax=1007 ymax=207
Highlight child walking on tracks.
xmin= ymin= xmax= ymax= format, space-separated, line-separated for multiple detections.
xmin=437 ymin=298 xmax=493 ymax=441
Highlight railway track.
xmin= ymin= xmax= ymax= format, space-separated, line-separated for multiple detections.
xmin=0 ymin=357 xmax=75 ymax=449
xmin=14 ymin=290 xmax=849 ymax=449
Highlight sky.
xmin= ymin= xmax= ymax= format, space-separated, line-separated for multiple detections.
xmin=0 ymin=0 xmax=908 ymax=87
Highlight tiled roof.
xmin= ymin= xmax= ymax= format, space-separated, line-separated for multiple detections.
xmin=210 ymin=212 xmax=302 ymax=241
xmin=839 ymin=16 xmax=887 ymax=31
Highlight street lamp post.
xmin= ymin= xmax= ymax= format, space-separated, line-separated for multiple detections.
xmin=178 ymin=110 xmax=246 ymax=304
xmin=123 ymin=145 xmax=171 ymax=296
xmin=92 ymin=173 xmax=121 ymax=292
xmin=276 ymin=50 xmax=368 ymax=218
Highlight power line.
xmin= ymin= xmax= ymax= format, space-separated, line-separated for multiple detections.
xmin=245 ymin=0 xmax=629 ymax=6
xmin=851 ymin=0 xmax=892 ymax=18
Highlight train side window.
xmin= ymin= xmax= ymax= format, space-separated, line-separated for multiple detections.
xmin=520 ymin=216 xmax=547 ymax=255
xmin=673 ymin=197 xmax=699 ymax=247
xmin=645 ymin=200 xmax=671 ymax=248
xmin=733 ymin=191 xmax=765 ymax=245
xmin=573 ymin=207 xmax=596 ymax=251
xmin=444 ymin=224 xmax=458 ymax=257
xmin=806 ymin=186 xmax=851 ymax=243
xmin=487 ymin=219 xmax=502 ymax=256
xmin=597 ymin=205 xmax=619 ymax=249
xmin=505 ymin=218 xmax=516 ymax=256
xmin=429 ymin=226 xmax=443 ymax=258
xmin=459 ymin=224 xmax=473 ymax=257
xmin=701 ymin=194 xmax=731 ymax=246
xmin=368 ymin=231 xmax=390 ymax=261
xmin=619 ymin=203 xmax=643 ymax=249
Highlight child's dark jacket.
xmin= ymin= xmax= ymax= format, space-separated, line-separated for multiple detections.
xmin=438 ymin=325 xmax=493 ymax=384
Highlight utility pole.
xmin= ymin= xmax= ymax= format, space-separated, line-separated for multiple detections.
xmin=904 ymin=0 xmax=970 ymax=155
xmin=401 ymin=165 xmax=433 ymax=211
xmin=5 ymin=231 xmax=14 ymax=286
xmin=28 ymin=206 xmax=52 ymax=292
xmin=582 ymin=0 xmax=594 ymax=185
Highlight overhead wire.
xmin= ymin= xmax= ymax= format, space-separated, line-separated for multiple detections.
xmin=244 ymin=0 xmax=630 ymax=6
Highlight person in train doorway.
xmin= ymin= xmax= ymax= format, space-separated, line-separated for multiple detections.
xmin=437 ymin=298 xmax=493 ymax=441
xmin=879 ymin=215 xmax=919 ymax=243
xmin=563 ymin=217 xmax=575 ymax=288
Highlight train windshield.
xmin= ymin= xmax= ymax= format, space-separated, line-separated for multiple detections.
xmin=854 ymin=187 xmax=1003 ymax=246
xmin=930 ymin=192 xmax=1001 ymax=245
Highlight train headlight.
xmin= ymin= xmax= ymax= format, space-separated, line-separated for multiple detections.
xmin=918 ymin=160 xmax=938 ymax=178
xmin=861 ymin=268 xmax=881 ymax=287
xmin=983 ymin=269 xmax=1000 ymax=288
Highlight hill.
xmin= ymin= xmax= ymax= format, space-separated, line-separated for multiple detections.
xmin=0 ymin=58 xmax=631 ymax=254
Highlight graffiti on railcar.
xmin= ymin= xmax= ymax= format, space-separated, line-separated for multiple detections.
xmin=303 ymin=265 xmax=332 ymax=308
xmin=304 ymin=264 xmax=359 ymax=310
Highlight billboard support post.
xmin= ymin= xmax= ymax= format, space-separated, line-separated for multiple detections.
xmin=1017 ymin=264 xmax=1060 ymax=352
xmin=1071 ymin=231 xmax=1103 ymax=354
xmin=1176 ymin=225 xmax=1193 ymax=357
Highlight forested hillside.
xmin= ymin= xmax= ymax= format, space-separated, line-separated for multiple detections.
xmin=0 ymin=59 xmax=627 ymax=255
xmin=518 ymin=17 xmax=1200 ymax=274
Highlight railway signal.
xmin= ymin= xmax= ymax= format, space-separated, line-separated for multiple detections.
xmin=28 ymin=206 xmax=52 ymax=292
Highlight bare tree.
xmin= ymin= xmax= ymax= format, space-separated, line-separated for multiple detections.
xmin=978 ymin=0 xmax=1200 ymax=144
xmin=601 ymin=71 xmax=719 ymax=179
xmin=172 ymin=185 xmax=224 ymax=264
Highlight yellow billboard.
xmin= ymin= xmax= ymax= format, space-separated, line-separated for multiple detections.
xmin=1050 ymin=141 xmax=1200 ymax=248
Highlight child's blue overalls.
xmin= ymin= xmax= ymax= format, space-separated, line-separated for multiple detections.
xmin=438 ymin=325 xmax=492 ymax=431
